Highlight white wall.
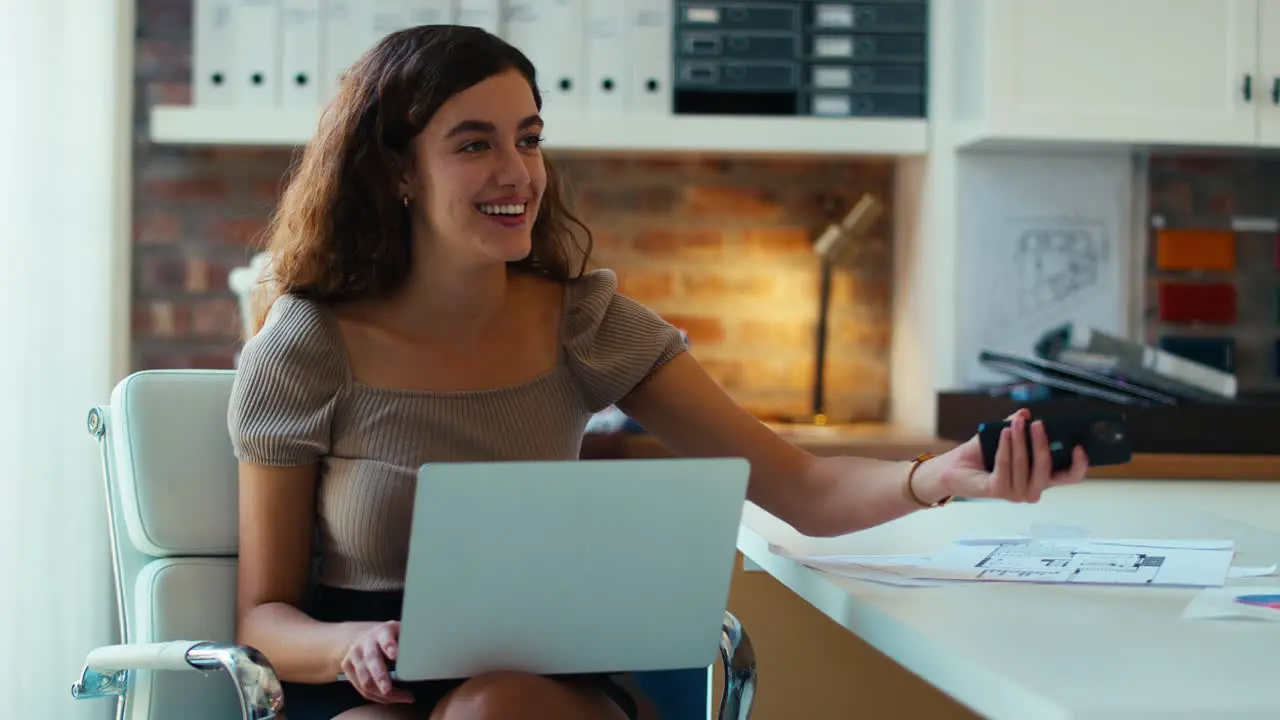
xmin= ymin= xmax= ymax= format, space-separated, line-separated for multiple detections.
xmin=0 ymin=1 xmax=132 ymax=717
xmin=889 ymin=0 xmax=962 ymax=434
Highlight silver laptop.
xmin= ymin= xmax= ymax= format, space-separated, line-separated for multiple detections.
xmin=387 ymin=457 xmax=750 ymax=682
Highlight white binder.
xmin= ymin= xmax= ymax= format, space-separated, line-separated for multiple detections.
xmin=628 ymin=0 xmax=672 ymax=115
xmin=361 ymin=0 xmax=411 ymax=52
xmin=193 ymin=0 xmax=234 ymax=107
xmin=279 ymin=0 xmax=322 ymax=108
xmin=405 ymin=0 xmax=452 ymax=26
xmin=504 ymin=0 xmax=584 ymax=114
xmin=456 ymin=0 xmax=501 ymax=34
xmin=321 ymin=0 xmax=360 ymax=102
xmin=584 ymin=0 xmax=628 ymax=114
xmin=231 ymin=0 xmax=282 ymax=107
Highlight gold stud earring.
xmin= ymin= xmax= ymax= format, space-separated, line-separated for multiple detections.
xmin=402 ymin=195 xmax=410 ymax=208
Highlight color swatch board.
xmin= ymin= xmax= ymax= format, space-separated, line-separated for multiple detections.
xmin=1144 ymin=227 xmax=1280 ymax=393
xmin=1142 ymin=154 xmax=1280 ymax=394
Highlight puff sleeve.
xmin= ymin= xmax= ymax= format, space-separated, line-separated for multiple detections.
xmin=563 ymin=270 xmax=689 ymax=413
xmin=227 ymin=294 xmax=348 ymax=466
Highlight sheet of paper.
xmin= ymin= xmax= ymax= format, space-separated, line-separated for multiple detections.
xmin=953 ymin=536 xmax=1233 ymax=551
xmin=1089 ymin=539 xmax=1234 ymax=551
xmin=807 ymin=563 xmax=945 ymax=588
xmin=924 ymin=539 xmax=1234 ymax=586
xmin=768 ymin=549 xmax=953 ymax=587
xmin=774 ymin=552 xmax=932 ymax=567
xmin=1228 ymin=565 xmax=1277 ymax=579
xmin=772 ymin=536 xmax=1238 ymax=588
xmin=1183 ymin=585 xmax=1280 ymax=621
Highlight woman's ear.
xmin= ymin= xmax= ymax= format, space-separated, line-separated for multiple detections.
xmin=391 ymin=145 xmax=417 ymax=198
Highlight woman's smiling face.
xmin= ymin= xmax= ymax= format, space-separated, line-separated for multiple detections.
xmin=403 ymin=67 xmax=548 ymax=268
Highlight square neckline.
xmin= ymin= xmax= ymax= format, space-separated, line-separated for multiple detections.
xmin=295 ymin=275 xmax=579 ymax=400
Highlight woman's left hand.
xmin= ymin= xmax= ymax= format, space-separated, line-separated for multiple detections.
xmin=923 ymin=408 xmax=1090 ymax=504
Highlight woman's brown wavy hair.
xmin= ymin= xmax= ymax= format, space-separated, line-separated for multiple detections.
xmin=248 ymin=25 xmax=592 ymax=335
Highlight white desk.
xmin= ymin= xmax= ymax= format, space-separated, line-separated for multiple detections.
xmin=737 ymin=480 xmax=1280 ymax=719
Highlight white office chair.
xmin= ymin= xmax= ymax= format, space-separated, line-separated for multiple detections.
xmin=69 ymin=370 xmax=284 ymax=719
xmin=228 ymin=251 xmax=271 ymax=350
xmin=70 ymin=294 xmax=756 ymax=720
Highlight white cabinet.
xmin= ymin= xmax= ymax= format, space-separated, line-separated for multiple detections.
xmin=1257 ymin=0 xmax=1280 ymax=144
xmin=952 ymin=0 xmax=1280 ymax=149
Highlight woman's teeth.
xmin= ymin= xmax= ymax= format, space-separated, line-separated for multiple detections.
xmin=477 ymin=203 xmax=526 ymax=216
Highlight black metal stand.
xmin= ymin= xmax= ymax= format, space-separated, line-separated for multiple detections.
xmin=811 ymin=260 xmax=834 ymax=424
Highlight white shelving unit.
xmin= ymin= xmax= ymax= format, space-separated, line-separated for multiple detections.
xmin=152 ymin=0 xmax=1218 ymax=433
xmin=149 ymin=105 xmax=930 ymax=156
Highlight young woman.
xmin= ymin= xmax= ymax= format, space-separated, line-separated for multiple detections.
xmin=228 ymin=24 xmax=1089 ymax=720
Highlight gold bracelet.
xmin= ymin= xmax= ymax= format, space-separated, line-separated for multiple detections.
xmin=905 ymin=452 xmax=952 ymax=509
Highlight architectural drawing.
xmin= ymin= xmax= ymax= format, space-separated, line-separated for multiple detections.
xmin=983 ymin=217 xmax=1112 ymax=349
xmin=956 ymin=151 xmax=1133 ymax=387
xmin=974 ymin=541 xmax=1167 ymax=584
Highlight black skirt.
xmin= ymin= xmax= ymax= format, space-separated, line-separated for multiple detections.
xmin=280 ymin=584 xmax=639 ymax=719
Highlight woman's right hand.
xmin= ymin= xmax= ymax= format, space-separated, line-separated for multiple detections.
xmin=339 ymin=620 xmax=414 ymax=704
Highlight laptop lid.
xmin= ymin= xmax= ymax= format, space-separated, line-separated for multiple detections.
xmin=391 ymin=457 xmax=751 ymax=682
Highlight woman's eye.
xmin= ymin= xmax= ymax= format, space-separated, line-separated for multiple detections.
xmin=460 ymin=135 xmax=542 ymax=153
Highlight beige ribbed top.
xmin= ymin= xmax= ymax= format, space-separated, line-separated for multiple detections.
xmin=227 ymin=269 xmax=686 ymax=591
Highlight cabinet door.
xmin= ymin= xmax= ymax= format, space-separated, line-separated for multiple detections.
xmin=983 ymin=0 xmax=1258 ymax=146
xmin=1257 ymin=0 xmax=1280 ymax=144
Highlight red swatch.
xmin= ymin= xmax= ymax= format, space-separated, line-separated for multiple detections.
xmin=1158 ymin=282 xmax=1237 ymax=324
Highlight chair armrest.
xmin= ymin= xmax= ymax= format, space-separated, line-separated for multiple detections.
xmin=72 ymin=641 xmax=285 ymax=720
xmin=718 ymin=611 xmax=756 ymax=720
xmin=84 ymin=639 xmax=208 ymax=672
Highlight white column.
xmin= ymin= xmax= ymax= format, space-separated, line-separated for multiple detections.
xmin=0 ymin=1 xmax=132 ymax=717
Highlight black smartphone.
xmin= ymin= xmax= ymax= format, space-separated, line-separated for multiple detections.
xmin=978 ymin=412 xmax=1132 ymax=473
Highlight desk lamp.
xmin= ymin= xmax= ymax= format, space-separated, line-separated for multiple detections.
xmin=810 ymin=194 xmax=884 ymax=425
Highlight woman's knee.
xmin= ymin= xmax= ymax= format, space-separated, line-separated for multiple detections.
xmin=430 ymin=670 xmax=624 ymax=720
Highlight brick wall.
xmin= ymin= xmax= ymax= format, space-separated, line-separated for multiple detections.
xmin=131 ymin=0 xmax=897 ymax=423
xmin=563 ymin=155 xmax=894 ymax=422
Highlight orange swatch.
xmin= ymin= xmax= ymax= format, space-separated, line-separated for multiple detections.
xmin=1155 ymin=230 xmax=1236 ymax=271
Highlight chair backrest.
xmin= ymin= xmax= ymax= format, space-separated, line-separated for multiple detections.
xmin=98 ymin=369 xmax=246 ymax=719
xmin=227 ymin=251 xmax=270 ymax=342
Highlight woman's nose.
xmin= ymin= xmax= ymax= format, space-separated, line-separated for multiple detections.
xmin=494 ymin=147 xmax=532 ymax=187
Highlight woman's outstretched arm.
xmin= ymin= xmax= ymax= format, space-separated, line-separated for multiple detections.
xmin=617 ymin=353 xmax=1088 ymax=537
